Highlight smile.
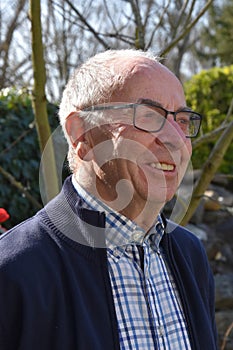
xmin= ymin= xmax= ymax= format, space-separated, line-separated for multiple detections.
xmin=149 ymin=162 xmax=175 ymax=171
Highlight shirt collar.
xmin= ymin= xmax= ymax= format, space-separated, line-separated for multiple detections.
xmin=72 ymin=175 xmax=165 ymax=250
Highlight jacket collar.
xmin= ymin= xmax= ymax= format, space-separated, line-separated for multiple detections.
xmin=43 ymin=175 xmax=106 ymax=249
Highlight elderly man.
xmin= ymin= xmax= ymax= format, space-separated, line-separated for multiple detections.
xmin=0 ymin=50 xmax=217 ymax=350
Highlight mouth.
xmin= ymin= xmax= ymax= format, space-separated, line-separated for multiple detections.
xmin=148 ymin=162 xmax=175 ymax=172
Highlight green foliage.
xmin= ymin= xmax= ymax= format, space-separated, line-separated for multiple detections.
xmin=0 ymin=88 xmax=62 ymax=228
xmin=185 ymin=65 xmax=233 ymax=173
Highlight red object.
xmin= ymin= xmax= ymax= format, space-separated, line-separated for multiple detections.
xmin=0 ymin=208 xmax=10 ymax=223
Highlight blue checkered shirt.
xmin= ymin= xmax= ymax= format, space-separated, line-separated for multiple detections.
xmin=72 ymin=177 xmax=191 ymax=349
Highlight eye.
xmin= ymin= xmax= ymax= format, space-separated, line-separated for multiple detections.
xmin=176 ymin=112 xmax=190 ymax=125
xmin=178 ymin=118 xmax=189 ymax=125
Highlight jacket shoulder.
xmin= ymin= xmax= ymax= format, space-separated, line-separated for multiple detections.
xmin=166 ymin=220 xmax=205 ymax=250
xmin=0 ymin=213 xmax=53 ymax=276
xmin=164 ymin=220 xmax=211 ymax=276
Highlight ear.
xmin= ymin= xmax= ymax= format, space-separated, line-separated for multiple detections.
xmin=65 ymin=112 xmax=93 ymax=161
xmin=65 ymin=112 xmax=85 ymax=147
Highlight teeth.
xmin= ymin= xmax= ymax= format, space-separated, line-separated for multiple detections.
xmin=149 ymin=163 xmax=174 ymax=171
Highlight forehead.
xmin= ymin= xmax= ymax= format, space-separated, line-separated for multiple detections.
xmin=111 ymin=58 xmax=186 ymax=109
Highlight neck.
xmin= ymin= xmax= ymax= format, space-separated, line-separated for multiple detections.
xmin=74 ymin=168 xmax=163 ymax=232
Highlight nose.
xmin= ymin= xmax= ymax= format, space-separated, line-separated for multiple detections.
xmin=154 ymin=115 xmax=187 ymax=151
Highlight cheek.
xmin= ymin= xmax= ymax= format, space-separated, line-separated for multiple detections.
xmin=120 ymin=127 xmax=153 ymax=152
xmin=113 ymin=128 xmax=148 ymax=156
xmin=184 ymin=140 xmax=192 ymax=159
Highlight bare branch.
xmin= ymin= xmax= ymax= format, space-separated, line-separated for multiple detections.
xmin=102 ymin=32 xmax=134 ymax=46
xmin=192 ymin=123 xmax=230 ymax=150
xmin=0 ymin=165 xmax=42 ymax=210
xmin=221 ymin=322 xmax=233 ymax=350
xmin=0 ymin=0 xmax=27 ymax=88
xmin=146 ymin=1 xmax=170 ymax=50
xmin=0 ymin=123 xmax=34 ymax=157
xmin=103 ymin=0 xmax=118 ymax=33
xmin=127 ymin=0 xmax=145 ymax=49
xmin=183 ymin=0 xmax=196 ymax=28
xmin=143 ymin=0 xmax=154 ymax=29
xmin=223 ymin=97 xmax=233 ymax=125
xmin=192 ymin=97 xmax=233 ymax=149
xmin=169 ymin=0 xmax=190 ymax=40
xmin=160 ymin=0 xmax=213 ymax=57
xmin=62 ymin=0 xmax=110 ymax=49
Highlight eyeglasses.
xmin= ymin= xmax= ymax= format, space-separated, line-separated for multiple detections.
xmin=83 ymin=99 xmax=202 ymax=138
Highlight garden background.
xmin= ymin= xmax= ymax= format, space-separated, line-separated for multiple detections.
xmin=0 ymin=1 xmax=233 ymax=348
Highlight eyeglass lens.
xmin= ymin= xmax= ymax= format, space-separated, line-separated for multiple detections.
xmin=134 ymin=105 xmax=201 ymax=137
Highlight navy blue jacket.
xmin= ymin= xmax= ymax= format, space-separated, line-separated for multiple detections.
xmin=0 ymin=176 xmax=217 ymax=349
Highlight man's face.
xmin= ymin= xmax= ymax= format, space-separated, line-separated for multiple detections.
xmin=83 ymin=60 xmax=192 ymax=213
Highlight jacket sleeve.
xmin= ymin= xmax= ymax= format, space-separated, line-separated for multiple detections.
xmin=162 ymin=221 xmax=218 ymax=350
xmin=0 ymin=251 xmax=23 ymax=349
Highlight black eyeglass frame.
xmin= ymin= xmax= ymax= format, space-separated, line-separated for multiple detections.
xmin=83 ymin=99 xmax=202 ymax=138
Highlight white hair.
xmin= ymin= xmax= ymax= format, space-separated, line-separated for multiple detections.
xmin=58 ymin=49 xmax=160 ymax=171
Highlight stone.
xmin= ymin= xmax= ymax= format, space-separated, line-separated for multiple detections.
xmin=215 ymin=274 xmax=233 ymax=310
xmin=208 ymin=184 xmax=233 ymax=207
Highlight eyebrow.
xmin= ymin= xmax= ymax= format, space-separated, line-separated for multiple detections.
xmin=137 ymin=98 xmax=191 ymax=112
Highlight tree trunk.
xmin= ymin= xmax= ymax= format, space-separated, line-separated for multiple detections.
xmin=29 ymin=0 xmax=59 ymax=202
xmin=181 ymin=116 xmax=233 ymax=226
